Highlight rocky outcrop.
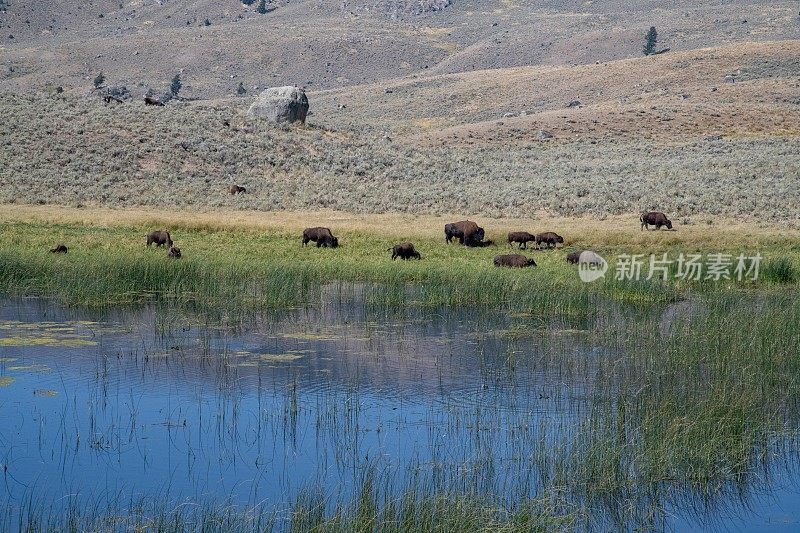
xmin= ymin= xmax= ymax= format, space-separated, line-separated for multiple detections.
xmin=247 ymin=86 xmax=309 ymax=124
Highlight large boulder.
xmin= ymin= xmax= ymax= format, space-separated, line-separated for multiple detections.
xmin=247 ymin=86 xmax=309 ymax=124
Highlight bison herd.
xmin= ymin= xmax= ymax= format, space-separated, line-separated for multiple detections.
xmin=48 ymin=212 xmax=674 ymax=270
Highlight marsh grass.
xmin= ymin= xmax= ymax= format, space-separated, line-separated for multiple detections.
xmin=1 ymin=220 xmax=799 ymax=532
xmin=3 ymin=219 xmax=796 ymax=313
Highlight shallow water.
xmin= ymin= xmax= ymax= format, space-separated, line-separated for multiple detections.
xmin=0 ymin=297 xmax=798 ymax=531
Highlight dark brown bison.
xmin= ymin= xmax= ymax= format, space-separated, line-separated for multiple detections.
xmin=389 ymin=242 xmax=421 ymax=260
xmin=144 ymin=95 xmax=165 ymax=106
xmin=640 ymin=212 xmax=673 ymax=230
xmin=147 ymin=230 xmax=173 ymax=248
xmin=50 ymin=244 xmax=68 ymax=254
xmin=228 ymin=184 xmax=246 ymax=195
xmin=494 ymin=254 xmax=537 ymax=268
xmin=302 ymin=227 xmax=339 ymax=248
xmin=566 ymin=250 xmax=604 ymax=265
xmin=535 ymin=232 xmax=564 ymax=248
xmin=507 ymin=231 xmax=536 ymax=249
xmin=168 ymin=245 xmax=182 ymax=258
xmin=445 ymin=220 xmax=485 ymax=246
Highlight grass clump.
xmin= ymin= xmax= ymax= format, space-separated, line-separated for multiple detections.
xmin=761 ymin=257 xmax=798 ymax=284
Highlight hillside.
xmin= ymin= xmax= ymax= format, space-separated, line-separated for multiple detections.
xmin=0 ymin=1 xmax=798 ymax=222
xmin=1 ymin=0 xmax=798 ymax=97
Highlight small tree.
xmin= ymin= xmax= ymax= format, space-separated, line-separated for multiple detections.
xmin=93 ymin=72 xmax=106 ymax=89
xmin=237 ymin=82 xmax=247 ymax=96
xmin=643 ymin=26 xmax=658 ymax=56
xmin=170 ymin=73 xmax=182 ymax=96
xmin=241 ymin=0 xmax=255 ymax=4
xmin=256 ymin=0 xmax=268 ymax=14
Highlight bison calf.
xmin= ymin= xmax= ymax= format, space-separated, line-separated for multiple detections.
xmin=168 ymin=246 xmax=182 ymax=258
xmin=507 ymin=231 xmax=536 ymax=249
xmin=302 ymin=227 xmax=339 ymax=248
xmin=229 ymin=184 xmax=246 ymax=195
xmin=390 ymin=242 xmax=421 ymax=260
xmin=640 ymin=212 xmax=673 ymax=230
xmin=50 ymin=244 xmax=68 ymax=254
xmin=535 ymin=232 xmax=564 ymax=249
xmin=147 ymin=230 xmax=173 ymax=248
xmin=566 ymin=250 xmax=603 ymax=266
xmin=494 ymin=254 xmax=537 ymax=268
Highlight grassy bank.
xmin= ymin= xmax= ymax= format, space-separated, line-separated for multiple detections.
xmin=0 ymin=206 xmax=797 ymax=311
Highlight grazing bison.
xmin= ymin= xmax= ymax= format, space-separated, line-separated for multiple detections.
xmin=507 ymin=231 xmax=536 ymax=249
xmin=147 ymin=230 xmax=173 ymax=248
xmin=144 ymin=95 xmax=165 ymax=106
xmin=50 ymin=244 xmax=68 ymax=254
xmin=566 ymin=250 xmax=603 ymax=266
xmin=640 ymin=212 xmax=673 ymax=230
xmin=535 ymin=232 xmax=564 ymax=248
xmin=228 ymin=184 xmax=246 ymax=195
xmin=445 ymin=220 xmax=485 ymax=246
xmin=168 ymin=245 xmax=182 ymax=258
xmin=494 ymin=254 xmax=537 ymax=268
xmin=302 ymin=227 xmax=339 ymax=248
xmin=389 ymin=242 xmax=421 ymax=260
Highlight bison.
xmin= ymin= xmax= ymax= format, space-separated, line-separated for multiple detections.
xmin=507 ymin=231 xmax=536 ymax=249
xmin=445 ymin=220 xmax=485 ymax=246
xmin=168 ymin=245 xmax=182 ymax=258
xmin=302 ymin=227 xmax=339 ymax=248
xmin=144 ymin=95 xmax=165 ymax=106
xmin=389 ymin=242 xmax=421 ymax=260
xmin=494 ymin=254 xmax=537 ymax=268
xmin=147 ymin=230 xmax=173 ymax=248
xmin=50 ymin=244 xmax=68 ymax=254
xmin=640 ymin=212 xmax=673 ymax=231
xmin=228 ymin=184 xmax=246 ymax=195
xmin=566 ymin=250 xmax=603 ymax=266
xmin=535 ymin=232 xmax=564 ymax=248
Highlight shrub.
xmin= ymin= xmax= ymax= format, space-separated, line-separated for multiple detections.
xmin=93 ymin=72 xmax=105 ymax=89
xmin=170 ymin=73 xmax=182 ymax=96
xmin=643 ymin=26 xmax=657 ymax=56
xmin=256 ymin=0 xmax=268 ymax=14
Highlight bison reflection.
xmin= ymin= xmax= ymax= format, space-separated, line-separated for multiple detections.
xmin=494 ymin=254 xmax=537 ymax=268
xmin=390 ymin=242 xmax=421 ymax=260
xmin=302 ymin=227 xmax=339 ymax=248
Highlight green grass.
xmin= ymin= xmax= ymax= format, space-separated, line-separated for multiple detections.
xmin=1 ymin=220 xmax=796 ymax=314
xmin=0 ymin=221 xmax=691 ymax=313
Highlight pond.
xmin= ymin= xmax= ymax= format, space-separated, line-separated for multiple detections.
xmin=0 ymin=296 xmax=798 ymax=531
